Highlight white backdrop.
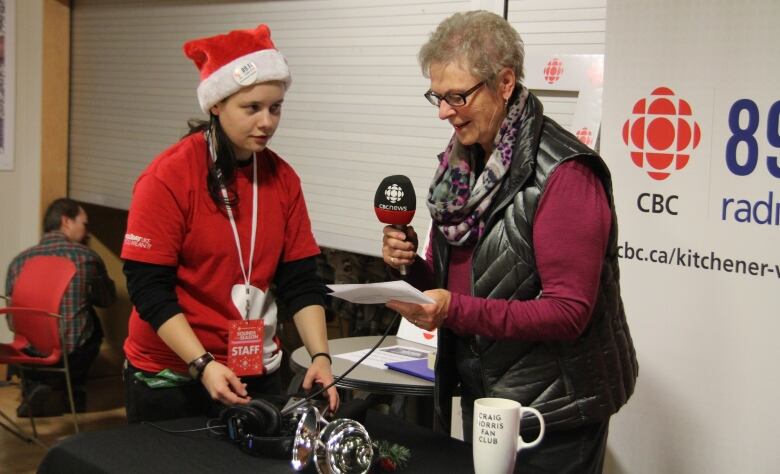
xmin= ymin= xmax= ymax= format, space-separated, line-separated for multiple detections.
xmin=601 ymin=1 xmax=779 ymax=472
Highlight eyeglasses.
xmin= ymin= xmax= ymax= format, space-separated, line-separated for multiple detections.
xmin=424 ymin=81 xmax=485 ymax=107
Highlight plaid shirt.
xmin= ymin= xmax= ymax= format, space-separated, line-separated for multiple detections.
xmin=5 ymin=231 xmax=116 ymax=353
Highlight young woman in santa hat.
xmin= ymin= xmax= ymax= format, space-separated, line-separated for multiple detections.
xmin=120 ymin=24 xmax=338 ymax=422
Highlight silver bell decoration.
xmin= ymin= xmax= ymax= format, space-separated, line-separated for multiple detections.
xmin=291 ymin=406 xmax=373 ymax=474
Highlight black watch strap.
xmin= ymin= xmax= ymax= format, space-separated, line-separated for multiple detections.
xmin=187 ymin=352 xmax=215 ymax=380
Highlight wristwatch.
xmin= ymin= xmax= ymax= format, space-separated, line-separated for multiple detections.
xmin=187 ymin=352 xmax=215 ymax=380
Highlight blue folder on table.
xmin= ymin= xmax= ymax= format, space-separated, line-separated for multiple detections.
xmin=384 ymin=359 xmax=434 ymax=382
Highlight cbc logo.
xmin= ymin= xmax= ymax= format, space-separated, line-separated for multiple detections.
xmin=622 ymin=87 xmax=701 ymax=181
xmin=543 ymin=58 xmax=564 ymax=84
xmin=637 ymin=193 xmax=678 ymax=215
xmin=576 ymin=127 xmax=593 ymax=146
xmin=384 ymin=184 xmax=404 ymax=203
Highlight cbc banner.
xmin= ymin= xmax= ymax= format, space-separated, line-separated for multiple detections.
xmin=524 ymin=53 xmax=605 ymax=144
xmin=601 ymin=1 xmax=779 ymax=473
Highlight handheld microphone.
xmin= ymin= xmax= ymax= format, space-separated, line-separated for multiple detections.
xmin=374 ymin=175 xmax=416 ymax=275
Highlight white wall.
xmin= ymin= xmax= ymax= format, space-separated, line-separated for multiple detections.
xmin=67 ymin=0 xmax=598 ymax=258
xmin=0 ymin=0 xmax=43 ymax=342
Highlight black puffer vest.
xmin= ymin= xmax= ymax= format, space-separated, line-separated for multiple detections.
xmin=432 ymin=93 xmax=638 ymax=433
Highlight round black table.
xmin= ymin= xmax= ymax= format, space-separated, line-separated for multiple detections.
xmin=290 ymin=336 xmax=434 ymax=397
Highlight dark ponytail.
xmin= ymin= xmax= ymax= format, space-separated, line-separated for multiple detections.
xmin=186 ymin=114 xmax=239 ymax=209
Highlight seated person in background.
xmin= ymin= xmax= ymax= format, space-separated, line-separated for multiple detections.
xmin=5 ymin=198 xmax=116 ymax=416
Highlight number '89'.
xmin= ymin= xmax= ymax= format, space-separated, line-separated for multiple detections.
xmin=726 ymin=99 xmax=780 ymax=178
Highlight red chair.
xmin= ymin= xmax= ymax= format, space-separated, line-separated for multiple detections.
xmin=0 ymin=255 xmax=78 ymax=445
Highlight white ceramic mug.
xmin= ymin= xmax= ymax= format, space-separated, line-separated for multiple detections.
xmin=472 ymin=398 xmax=545 ymax=473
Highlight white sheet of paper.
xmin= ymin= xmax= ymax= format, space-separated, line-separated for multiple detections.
xmin=327 ymin=280 xmax=434 ymax=305
xmin=396 ymin=317 xmax=438 ymax=348
xmin=334 ymin=344 xmax=432 ymax=370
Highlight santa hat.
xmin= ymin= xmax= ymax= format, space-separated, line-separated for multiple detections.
xmin=184 ymin=24 xmax=292 ymax=113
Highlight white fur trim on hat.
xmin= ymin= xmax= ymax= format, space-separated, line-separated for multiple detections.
xmin=196 ymin=49 xmax=292 ymax=113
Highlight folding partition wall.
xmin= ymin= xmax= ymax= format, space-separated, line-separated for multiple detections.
xmin=69 ymin=0 xmax=605 ymax=255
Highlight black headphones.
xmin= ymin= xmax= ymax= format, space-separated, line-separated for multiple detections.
xmin=219 ymin=398 xmax=294 ymax=459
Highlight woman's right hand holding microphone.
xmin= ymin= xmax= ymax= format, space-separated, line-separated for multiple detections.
xmin=382 ymin=225 xmax=419 ymax=271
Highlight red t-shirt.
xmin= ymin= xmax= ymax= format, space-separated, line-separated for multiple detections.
xmin=122 ymin=132 xmax=320 ymax=375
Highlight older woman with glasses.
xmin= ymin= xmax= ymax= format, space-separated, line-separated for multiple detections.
xmin=380 ymin=11 xmax=637 ymax=473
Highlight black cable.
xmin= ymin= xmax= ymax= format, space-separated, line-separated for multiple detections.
xmin=141 ymin=312 xmax=402 ymax=422
xmin=280 ymin=312 xmax=401 ymax=416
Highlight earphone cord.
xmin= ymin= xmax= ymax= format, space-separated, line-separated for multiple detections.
xmin=280 ymin=312 xmax=401 ymax=416
xmin=142 ymin=418 xmax=226 ymax=436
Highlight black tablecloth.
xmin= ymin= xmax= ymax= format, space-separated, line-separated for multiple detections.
xmin=37 ymin=410 xmax=472 ymax=473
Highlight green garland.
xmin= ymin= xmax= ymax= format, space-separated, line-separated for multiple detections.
xmin=374 ymin=439 xmax=411 ymax=472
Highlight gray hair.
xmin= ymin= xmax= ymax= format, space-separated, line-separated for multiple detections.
xmin=418 ymin=10 xmax=524 ymax=87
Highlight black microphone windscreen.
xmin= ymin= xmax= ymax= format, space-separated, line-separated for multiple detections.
xmin=374 ymin=175 xmax=416 ymax=225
